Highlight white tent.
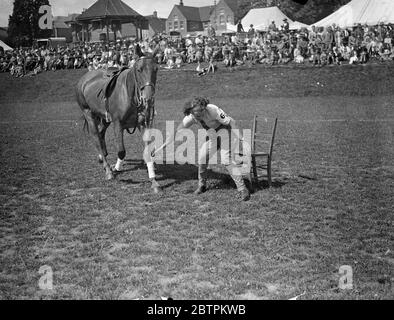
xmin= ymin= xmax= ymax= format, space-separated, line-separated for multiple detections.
xmin=225 ymin=23 xmax=238 ymax=32
xmin=0 ymin=40 xmax=13 ymax=51
xmin=241 ymin=6 xmax=293 ymax=32
xmin=289 ymin=21 xmax=309 ymax=30
xmin=313 ymin=0 xmax=394 ymax=28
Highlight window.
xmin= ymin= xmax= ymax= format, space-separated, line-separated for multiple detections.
xmin=219 ymin=9 xmax=225 ymax=25
xmin=168 ymin=21 xmax=172 ymax=31
xmin=227 ymin=15 xmax=232 ymax=23
xmin=174 ymin=21 xmax=178 ymax=30
xmin=174 ymin=14 xmax=178 ymax=21
xmin=180 ymin=20 xmax=184 ymax=30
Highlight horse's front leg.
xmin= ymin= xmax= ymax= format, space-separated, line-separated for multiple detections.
xmin=113 ymin=120 xmax=126 ymax=173
xmin=143 ymin=127 xmax=161 ymax=194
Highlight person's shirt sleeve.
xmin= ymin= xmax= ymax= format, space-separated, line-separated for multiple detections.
xmin=182 ymin=114 xmax=197 ymax=128
xmin=214 ymin=105 xmax=232 ymax=125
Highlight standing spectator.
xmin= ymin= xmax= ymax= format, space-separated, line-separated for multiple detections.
xmin=322 ymin=27 xmax=333 ymax=51
xmin=334 ymin=26 xmax=343 ymax=48
xmin=268 ymin=21 xmax=277 ymax=32
xmin=237 ymin=20 xmax=244 ymax=33
xmin=207 ymin=23 xmax=216 ymax=38
xmin=282 ymin=18 xmax=290 ymax=32
xmin=247 ymin=24 xmax=255 ymax=38
xmin=309 ymin=25 xmax=318 ymax=45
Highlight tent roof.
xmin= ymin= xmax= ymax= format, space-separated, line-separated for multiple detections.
xmin=76 ymin=0 xmax=144 ymax=21
xmin=313 ymin=0 xmax=394 ymax=28
xmin=289 ymin=21 xmax=309 ymax=30
xmin=0 ymin=39 xmax=13 ymax=51
xmin=241 ymin=6 xmax=293 ymax=31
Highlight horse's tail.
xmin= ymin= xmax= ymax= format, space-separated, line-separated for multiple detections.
xmin=82 ymin=115 xmax=89 ymax=134
xmin=75 ymin=78 xmax=91 ymax=135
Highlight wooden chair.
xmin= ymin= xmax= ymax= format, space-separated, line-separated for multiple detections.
xmin=247 ymin=116 xmax=278 ymax=189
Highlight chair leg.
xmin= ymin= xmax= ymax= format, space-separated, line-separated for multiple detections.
xmin=267 ymin=156 xmax=272 ymax=188
xmin=252 ymin=156 xmax=258 ymax=186
xmin=247 ymin=171 xmax=254 ymax=193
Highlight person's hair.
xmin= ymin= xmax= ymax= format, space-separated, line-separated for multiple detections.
xmin=183 ymin=96 xmax=209 ymax=115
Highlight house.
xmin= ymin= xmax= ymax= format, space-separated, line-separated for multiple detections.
xmin=53 ymin=14 xmax=79 ymax=42
xmin=166 ymin=0 xmax=240 ymax=36
xmin=211 ymin=0 xmax=241 ymax=34
xmin=141 ymin=11 xmax=166 ymax=39
xmin=166 ymin=0 xmax=213 ymax=36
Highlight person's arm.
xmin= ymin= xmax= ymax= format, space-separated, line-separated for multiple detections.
xmin=215 ymin=107 xmax=243 ymax=141
xmin=151 ymin=116 xmax=195 ymax=156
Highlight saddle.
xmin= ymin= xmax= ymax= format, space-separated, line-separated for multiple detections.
xmin=98 ymin=66 xmax=129 ymax=122
xmin=102 ymin=66 xmax=128 ymax=99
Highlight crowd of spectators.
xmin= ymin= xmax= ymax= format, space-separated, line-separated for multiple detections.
xmin=1 ymin=20 xmax=394 ymax=77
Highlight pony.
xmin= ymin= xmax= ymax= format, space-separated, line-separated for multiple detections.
xmin=75 ymin=45 xmax=161 ymax=193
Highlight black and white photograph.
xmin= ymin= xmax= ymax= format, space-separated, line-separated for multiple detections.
xmin=0 ymin=0 xmax=393 ymax=303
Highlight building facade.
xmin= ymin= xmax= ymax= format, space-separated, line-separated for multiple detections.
xmin=166 ymin=0 xmax=240 ymax=36
xmin=211 ymin=0 xmax=240 ymax=34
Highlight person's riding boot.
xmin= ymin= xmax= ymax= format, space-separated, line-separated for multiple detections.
xmin=194 ymin=185 xmax=207 ymax=195
xmin=195 ymin=164 xmax=208 ymax=195
xmin=231 ymin=173 xmax=251 ymax=201
xmin=239 ymin=187 xmax=251 ymax=201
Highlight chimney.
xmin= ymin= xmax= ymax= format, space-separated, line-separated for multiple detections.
xmin=153 ymin=10 xmax=157 ymax=18
xmin=180 ymin=0 xmax=184 ymax=6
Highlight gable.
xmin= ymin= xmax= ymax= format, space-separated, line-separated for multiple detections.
xmin=168 ymin=6 xmax=187 ymax=21
xmin=199 ymin=6 xmax=214 ymax=22
xmin=222 ymin=0 xmax=238 ymax=15
xmin=77 ymin=0 xmax=143 ymax=20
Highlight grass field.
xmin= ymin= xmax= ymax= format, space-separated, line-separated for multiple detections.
xmin=0 ymin=63 xmax=393 ymax=300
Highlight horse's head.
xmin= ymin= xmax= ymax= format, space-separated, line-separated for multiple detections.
xmin=133 ymin=44 xmax=159 ymax=128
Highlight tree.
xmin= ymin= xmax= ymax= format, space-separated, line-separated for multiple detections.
xmin=293 ymin=0 xmax=352 ymax=25
xmin=8 ymin=0 xmax=52 ymax=47
xmin=236 ymin=0 xmax=353 ymax=25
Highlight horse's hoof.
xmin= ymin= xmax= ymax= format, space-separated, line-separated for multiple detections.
xmin=110 ymin=164 xmax=121 ymax=173
xmin=106 ymin=173 xmax=115 ymax=180
xmin=152 ymin=187 xmax=162 ymax=194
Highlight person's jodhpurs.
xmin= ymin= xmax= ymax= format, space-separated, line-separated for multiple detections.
xmin=197 ymin=126 xmax=247 ymax=191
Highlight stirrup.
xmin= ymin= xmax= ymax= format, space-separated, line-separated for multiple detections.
xmin=105 ymin=111 xmax=112 ymax=122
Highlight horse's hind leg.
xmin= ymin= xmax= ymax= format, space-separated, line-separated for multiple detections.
xmin=142 ymin=128 xmax=161 ymax=194
xmin=84 ymin=110 xmax=114 ymax=180
xmin=98 ymin=120 xmax=110 ymax=163
xmin=112 ymin=120 xmax=126 ymax=172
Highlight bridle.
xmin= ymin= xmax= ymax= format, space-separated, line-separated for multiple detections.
xmin=131 ymin=56 xmax=157 ymax=131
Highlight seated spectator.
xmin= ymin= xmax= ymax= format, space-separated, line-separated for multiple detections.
xmin=320 ymin=50 xmax=328 ymax=66
xmin=359 ymin=47 xmax=369 ymax=63
xmin=294 ymin=46 xmax=304 ymax=63
xmin=349 ymin=50 xmax=359 ymax=64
